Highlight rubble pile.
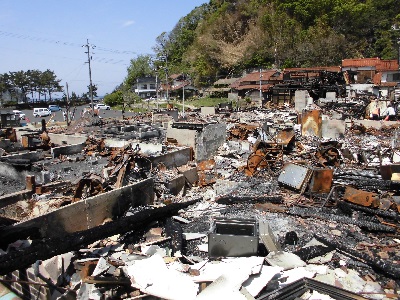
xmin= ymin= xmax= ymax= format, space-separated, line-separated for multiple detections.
xmin=0 ymin=101 xmax=400 ymax=299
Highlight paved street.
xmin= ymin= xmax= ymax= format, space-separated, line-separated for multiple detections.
xmin=19 ymin=105 xmax=137 ymax=123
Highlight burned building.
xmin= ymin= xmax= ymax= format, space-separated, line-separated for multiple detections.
xmin=0 ymin=94 xmax=400 ymax=300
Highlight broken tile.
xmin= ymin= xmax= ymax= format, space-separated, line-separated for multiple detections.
xmin=265 ymin=251 xmax=306 ymax=270
xmin=126 ymin=254 xmax=198 ymax=300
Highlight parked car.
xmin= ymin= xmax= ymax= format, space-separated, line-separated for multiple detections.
xmin=13 ymin=110 xmax=26 ymax=120
xmin=48 ymin=105 xmax=61 ymax=112
xmin=33 ymin=108 xmax=51 ymax=117
xmin=94 ymin=103 xmax=110 ymax=110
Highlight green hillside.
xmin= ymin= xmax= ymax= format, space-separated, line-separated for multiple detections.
xmin=153 ymin=0 xmax=400 ymax=86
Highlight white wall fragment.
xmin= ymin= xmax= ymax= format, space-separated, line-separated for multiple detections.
xmin=126 ymin=254 xmax=198 ymax=300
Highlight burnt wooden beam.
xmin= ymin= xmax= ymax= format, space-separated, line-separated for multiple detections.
xmin=288 ymin=206 xmax=396 ymax=233
xmin=0 ymin=200 xmax=199 ymax=275
xmin=315 ymin=234 xmax=400 ymax=279
xmin=216 ymin=195 xmax=283 ymax=205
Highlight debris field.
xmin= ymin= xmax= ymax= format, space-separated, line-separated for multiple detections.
xmin=0 ymin=99 xmax=400 ymax=300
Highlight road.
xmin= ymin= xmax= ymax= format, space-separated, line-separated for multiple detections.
xmin=19 ymin=105 xmax=137 ymax=123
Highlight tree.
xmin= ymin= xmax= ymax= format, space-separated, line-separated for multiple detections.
xmin=9 ymin=71 xmax=29 ymax=103
xmin=125 ymin=55 xmax=154 ymax=87
xmin=87 ymin=83 xmax=98 ymax=98
xmin=104 ymin=84 xmax=139 ymax=118
xmin=0 ymin=73 xmax=12 ymax=107
xmin=26 ymin=69 xmax=42 ymax=102
xmin=40 ymin=69 xmax=62 ymax=102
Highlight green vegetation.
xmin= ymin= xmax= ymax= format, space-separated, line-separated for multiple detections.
xmin=0 ymin=69 xmax=62 ymax=105
xmin=150 ymin=0 xmax=400 ymax=86
xmin=184 ymin=97 xmax=229 ymax=108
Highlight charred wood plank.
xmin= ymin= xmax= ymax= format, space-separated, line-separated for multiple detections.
xmin=288 ymin=206 xmax=395 ymax=233
xmin=0 ymin=200 xmax=198 ymax=275
xmin=315 ymin=234 xmax=400 ymax=279
xmin=338 ymin=201 xmax=400 ymax=222
xmin=293 ymin=245 xmax=334 ymax=261
xmin=216 ymin=195 xmax=283 ymax=205
xmin=164 ymin=218 xmax=183 ymax=255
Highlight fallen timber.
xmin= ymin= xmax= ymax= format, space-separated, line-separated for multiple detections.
xmin=0 ymin=199 xmax=199 ymax=275
xmin=315 ymin=234 xmax=400 ymax=279
xmin=288 ymin=206 xmax=396 ymax=233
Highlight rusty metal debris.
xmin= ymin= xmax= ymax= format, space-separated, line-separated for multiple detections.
xmin=344 ymin=186 xmax=380 ymax=208
xmin=228 ymin=123 xmax=258 ymax=140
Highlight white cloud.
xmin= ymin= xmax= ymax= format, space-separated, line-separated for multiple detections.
xmin=122 ymin=20 xmax=135 ymax=28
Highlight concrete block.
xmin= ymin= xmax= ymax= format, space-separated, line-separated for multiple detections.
xmin=166 ymin=127 xmax=197 ymax=149
xmin=294 ymin=90 xmax=307 ymax=113
xmin=325 ymin=92 xmax=336 ymax=101
xmin=165 ymin=174 xmax=186 ymax=195
xmin=51 ymin=142 xmax=85 ymax=158
xmin=3 ymin=150 xmax=44 ymax=163
xmin=177 ymin=166 xmax=199 ymax=184
xmin=41 ymin=171 xmax=50 ymax=184
xmin=196 ymin=123 xmax=226 ymax=162
xmin=201 ymin=107 xmax=216 ymax=115
xmin=321 ymin=119 xmax=345 ymax=139
xmin=150 ymin=148 xmax=192 ymax=168
xmin=48 ymin=133 xmax=87 ymax=145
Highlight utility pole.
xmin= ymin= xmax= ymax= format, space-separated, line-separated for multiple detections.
xmin=259 ymin=68 xmax=262 ymax=100
xmin=156 ymin=73 xmax=159 ymax=110
xmin=163 ymin=54 xmax=169 ymax=103
xmin=182 ymin=76 xmax=185 ymax=118
xmin=65 ymin=82 xmax=70 ymax=126
xmin=83 ymin=39 xmax=95 ymax=115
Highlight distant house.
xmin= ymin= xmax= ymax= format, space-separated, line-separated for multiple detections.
xmin=134 ymin=76 xmax=158 ymax=99
xmin=230 ymin=70 xmax=282 ymax=105
xmin=341 ymin=58 xmax=400 ymax=98
xmin=165 ymin=74 xmax=198 ymax=99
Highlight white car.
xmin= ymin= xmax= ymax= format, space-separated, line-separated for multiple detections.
xmin=33 ymin=108 xmax=51 ymax=117
xmin=13 ymin=110 xmax=26 ymax=120
xmin=94 ymin=103 xmax=110 ymax=110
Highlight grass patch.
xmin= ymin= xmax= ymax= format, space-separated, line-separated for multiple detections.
xmin=185 ymin=97 xmax=230 ymax=108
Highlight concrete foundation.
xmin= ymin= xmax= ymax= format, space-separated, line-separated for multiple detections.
xmin=201 ymin=107 xmax=216 ymax=115
xmin=48 ymin=133 xmax=87 ymax=146
xmin=2 ymin=150 xmax=45 ymax=163
xmin=104 ymin=139 xmax=164 ymax=155
xmin=7 ymin=178 xmax=154 ymax=239
xmin=150 ymin=148 xmax=192 ymax=168
xmin=196 ymin=123 xmax=226 ymax=161
xmin=51 ymin=142 xmax=85 ymax=158
xmin=167 ymin=124 xmax=226 ymax=162
xmin=294 ymin=90 xmax=308 ymax=113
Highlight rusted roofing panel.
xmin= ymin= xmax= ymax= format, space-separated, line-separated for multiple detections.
xmin=342 ymin=58 xmax=398 ymax=70
xmin=342 ymin=58 xmax=381 ymax=68
xmin=284 ymin=66 xmax=341 ymax=72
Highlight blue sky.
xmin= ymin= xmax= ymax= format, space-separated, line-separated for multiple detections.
xmin=0 ymin=0 xmax=207 ymax=97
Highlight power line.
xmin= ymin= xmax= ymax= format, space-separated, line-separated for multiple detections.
xmin=0 ymin=30 xmax=137 ymax=55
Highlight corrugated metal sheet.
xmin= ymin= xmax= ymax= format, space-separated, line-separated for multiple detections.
xmin=342 ymin=58 xmax=381 ymax=68
xmin=284 ymin=66 xmax=341 ymax=72
xmin=342 ymin=58 xmax=398 ymax=70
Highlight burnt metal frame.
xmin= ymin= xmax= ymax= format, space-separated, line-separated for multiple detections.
xmin=257 ymin=277 xmax=367 ymax=300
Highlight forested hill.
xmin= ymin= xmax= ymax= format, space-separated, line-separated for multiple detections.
xmin=153 ymin=0 xmax=400 ymax=86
